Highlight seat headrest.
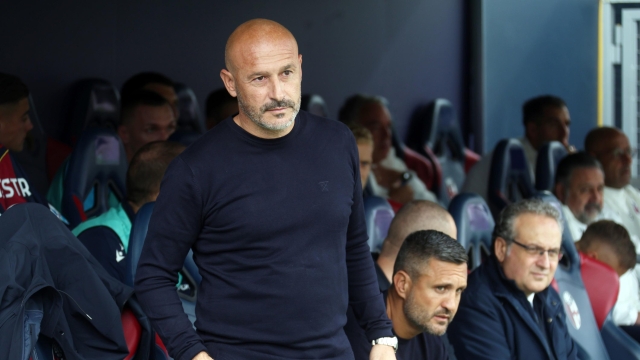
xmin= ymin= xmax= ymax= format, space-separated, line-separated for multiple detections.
xmin=301 ymin=94 xmax=329 ymax=118
xmin=407 ymin=99 xmax=465 ymax=162
xmin=65 ymin=79 xmax=120 ymax=146
xmin=488 ymin=138 xmax=535 ymax=217
xmin=448 ymin=192 xmax=494 ymax=269
xmin=175 ymin=83 xmax=204 ymax=133
xmin=579 ymin=252 xmax=620 ymax=330
xmin=61 ymin=127 xmax=127 ymax=227
xmin=364 ymin=196 xmax=395 ymax=253
xmin=535 ymin=141 xmax=568 ymax=191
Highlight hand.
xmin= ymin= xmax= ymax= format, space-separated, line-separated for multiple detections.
xmin=388 ymin=184 xmax=414 ymax=205
xmin=370 ymin=344 xmax=397 ymax=360
xmin=192 ymin=351 xmax=214 ymax=360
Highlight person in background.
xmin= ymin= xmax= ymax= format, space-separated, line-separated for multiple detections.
xmin=339 ymin=94 xmax=436 ymax=204
xmin=205 ymin=87 xmax=238 ymax=129
xmin=344 ymin=230 xmax=467 ymax=360
xmin=121 ymin=71 xmax=180 ymax=118
xmin=349 ymin=123 xmax=374 ymax=190
xmin=462 ymin=95 xmax=572 ymax=201
xmin=72 ymin=141 xmax=184 ymax=282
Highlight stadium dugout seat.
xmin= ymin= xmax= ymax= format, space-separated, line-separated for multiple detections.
xmin=535 ymin=141 xmax=568 ymax=192
xmin=63 ymin=79 xmax=121 ymax=147
xmin=127 ymin=202 xmax=200 ymax=324
xmin=301 ymin=94 xmax=329 ymax=118
xmin=406 ymin=99 xmax=477 ymax=206
xmin=534 ymin=191 xmax=611 ymax=360
xmin=61 ymin=128 xmax=127 ymax=228
xmin=169 ymin=83 xmax=204 ymax=146
xmin=579 ymin=253 xmax=640 ymax=358
xmin=391 ymin=127 xmax=438 ymax=193
xmin=488 ymin=138 xmax=536 ymax=218
xmin=363 ymin=196 xmax=394 ymax=253
xmin=448 ymin=193 xmax=494 ymax=270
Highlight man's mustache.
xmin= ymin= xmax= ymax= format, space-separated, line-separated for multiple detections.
xmin=261 ymin=99 xmax=296 ymax=112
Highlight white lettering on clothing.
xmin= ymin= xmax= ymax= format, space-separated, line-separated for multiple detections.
xmin=9 ymin=179 xmax=20 ymax=197
xmin=2 ymin=179 xmax=14 ymax=198
xmin=0 ymin=178 xmax=31 ymax=199
xmin=18 ymin=179 xmax=31 ymax=197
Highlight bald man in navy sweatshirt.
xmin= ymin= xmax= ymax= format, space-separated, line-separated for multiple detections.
xmin=134 ymin=19 xmax=395 ymax=360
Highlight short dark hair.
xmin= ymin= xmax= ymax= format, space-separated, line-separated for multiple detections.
xmin=555 ymin=152 xmax=603 ymax=187
xmin=126 ymin=141 xmax=185 ymax=206
xmin=580 ymin=220 xmax=636 ymax=271
xmin=523 ymin=95 xmax=566 ymax=126
xmin=394 ymin=230 xmax=467 ymax=278
xmin=0 ymin=73 xmax=29 ymax=106
xmin=206 ymin=88 xmax=236 ymax=122
xmin=120 ymin=90 xmax=170 ymax=125
xmin=492 ymin=199 xmax=563 ymax=253
xmin=338 ymin=94 xmax=389 ymax=125
xmin=121 ymin=72 xmax=174 ymax=99
xmin=349 ymin=123 xmax=373 ymax=145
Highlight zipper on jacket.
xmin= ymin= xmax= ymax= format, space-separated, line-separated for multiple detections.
xmin=57 ymin=290 xmax=92 ymax=320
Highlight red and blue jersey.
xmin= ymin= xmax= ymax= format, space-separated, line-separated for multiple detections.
xmin=0 ymin=146 xmax=46 ymax=213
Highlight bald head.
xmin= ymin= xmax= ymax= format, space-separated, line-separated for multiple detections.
xmin=225 ymin=19 xmax=298 ymax=73
xmin=585 ymin=127 xmax=633 ymax=188
xmin=381 ymin=201 xmax=457 ymax=257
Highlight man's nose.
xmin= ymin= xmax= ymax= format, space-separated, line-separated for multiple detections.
xmin=25 ymin=119 xmax=33 ymax=132
xmin=268 ymin=77 xmax=285 ymax=101
xmin=536 ymin=252 xmax=551 ymax=269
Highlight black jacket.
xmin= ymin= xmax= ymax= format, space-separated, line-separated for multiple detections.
xmin=0 ymin=203 xmax=133 ymax=360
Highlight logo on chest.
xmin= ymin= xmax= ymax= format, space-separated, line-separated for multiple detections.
xmin=318 ymin=181 xmax=329 ymax=192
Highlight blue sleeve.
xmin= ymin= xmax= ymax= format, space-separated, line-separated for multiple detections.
xmin=134 ymin=157 xmax=207 ymax=360
xmin=344 ymin=133 xmax=393 ymax=341
xmin=77 ymin=226 xmax=126 ymax=283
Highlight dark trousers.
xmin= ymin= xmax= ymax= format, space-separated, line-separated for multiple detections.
xmin=620 ymin=325 xmax=640 ymax=343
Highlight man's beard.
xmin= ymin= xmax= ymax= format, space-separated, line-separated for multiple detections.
xmin=403 ymin=291 xmax=452 ymax=336
xmin=237 ymin=91 xmax=301 ymax=131
xmin=577 ymin=202 xmax=602 ymax=224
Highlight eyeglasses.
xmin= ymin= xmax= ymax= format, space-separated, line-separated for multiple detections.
xmin=606 ymin=148 xmax=637 ymax=159
xmin=510 ymin=239 xmax=563 ymax=261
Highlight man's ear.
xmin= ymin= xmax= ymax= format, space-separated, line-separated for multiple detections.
xmin=494 ymin=237 xmax=508 ymax=263
xmin=393 ymin=270 xmax=412 ymax=300
xmin=220 ymin=69 xmax=238 ymax=97
xmin=554 ymin=183 xmax=565 ymax=202
xmin=117 ymin=125 xmax=129 ymax=144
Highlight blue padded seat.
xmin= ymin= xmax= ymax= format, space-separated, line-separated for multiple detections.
xmin=170 ymin=84 xmax=204 ymax=146
xmin=535 ymin=141 xmax=568 ymax=192
xmin=534 ymin=191 xmax=610 ymax=360
xmin=488 ymin=138 xmax=536 ymax=218
xmin=63 ymin=79 xmax=120 ymax=146
xmin=448 ymin=192 xmax=494 ymax=270
xmin=406 ymin=99 xmax=467 ymax=206
xmin=61 ymin=128 xmax=127 ymax=228
xmin=301 ymin=94 xmax=329 ymax=118
xmin=363 ymin=196 xmax=395 ymax=253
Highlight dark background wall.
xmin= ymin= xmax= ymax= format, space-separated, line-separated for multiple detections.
xmin=0 ymin=0 xmax=467 ymax=143
xmin=473 ymin=0 xmax=599 ymax=153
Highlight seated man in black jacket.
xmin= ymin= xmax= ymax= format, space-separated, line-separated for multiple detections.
xmin=345 ymin=230 xmax=468 ymax=360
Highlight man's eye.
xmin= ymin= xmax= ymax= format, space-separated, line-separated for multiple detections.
xmin=283 ymin=70 xmax=292 ymax=76
xmin=255 ymin=76 xmax=265 ymax=81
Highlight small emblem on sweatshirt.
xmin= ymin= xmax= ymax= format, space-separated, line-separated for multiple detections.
xmin=116 ymin=244 xmax=125 ymax=263
xmin=318 ymin=181 xmax=329 ymax=192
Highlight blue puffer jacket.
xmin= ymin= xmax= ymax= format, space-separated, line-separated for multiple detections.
xmin=447 ymin=255 xmax=578 ymax=360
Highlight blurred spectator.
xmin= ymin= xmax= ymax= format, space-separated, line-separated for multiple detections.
xmin=349 ymin=123 xmax=373 ymax=189
xmin=73 ymin=141 xmax=185 ymax=281
xmin=554 ymin=152 xmax=621 ymax=240
xmin=340 ymin=94 xmax=436 ymax=204
xmin=205 ymin=87 xmax=238 ymax=129
xmin=462 ymin=95 xmax=571 ymax=201
xmin=344 ymin=230 xmax=467 ymax=360
xmin=121 ymin=71 xmax=180 ymax=118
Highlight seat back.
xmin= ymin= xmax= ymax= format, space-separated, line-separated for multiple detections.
xmin=448 ymin=193 xmax=494 ymax=270
xmin=535 ymin=141 xmax=568 ymax=191
xmin=488 ymin=139 xmax=536 ymax=218
xmin=301 ymin=94 xmax=329 ymax=118
xmin=534 ymin=191 xmax=610 ymax=360
xmin=64 ymin=79 xmax=120 ymax=146
xmin=363 ymin=196 xmax=395 ymax=253
xmin=393 ymin=117 xmax=439 ymax=193
xmin=175 ymin=83 xmax=204 ymax=134
xmin=406 ymin=99 xmax=466 ymax=206
xmin=61 ymin=128 xmax=127 ymax=227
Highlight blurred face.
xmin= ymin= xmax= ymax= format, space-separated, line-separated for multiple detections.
xmin=358 ymin=102 xmax=393 ymax=163
xmin=144 ymin=83 xmax=179 ymax=119
xmin=402 ymin=259 xmax=467 ymax=336
xmin=495 ymin=213 xmax=562 ymax=296
xmin=222 ymin=36 xmax=302 ymax=136
xmin=558 ymin=167 xmax=604 ymax=224
xmin=0 ymin=98 xmax=33 ymax=152
xmin=529 ymin=106 xmax=571 ymax=149
xmin=594 ymin=132 xmax=633 ymax=189
xmin=119 ymin=104 xmax=176 ymax=160
xmin=357 ymin=141 xmax=373 ymax=188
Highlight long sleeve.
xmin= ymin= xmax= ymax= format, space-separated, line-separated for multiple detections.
xmin=134 ymin=157 xmax=207 ymax=360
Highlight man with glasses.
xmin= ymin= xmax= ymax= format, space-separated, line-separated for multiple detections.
xmin=448 ymin=199 xmax=578 ymax=359
xmin=586 ymin=127 xmax=640 ymax=242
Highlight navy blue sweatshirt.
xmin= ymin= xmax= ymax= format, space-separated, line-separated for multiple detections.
xmin=134 ymin=111 xmax=392 ymax=360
